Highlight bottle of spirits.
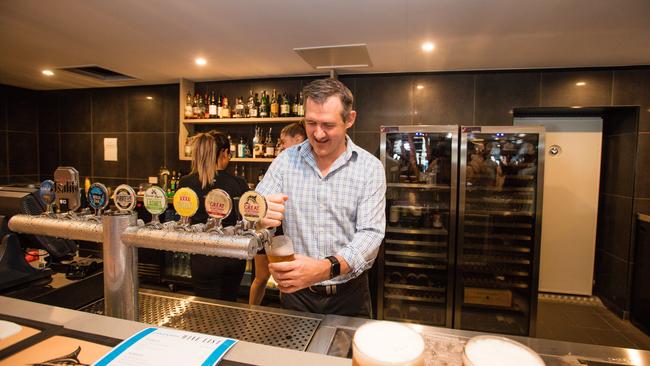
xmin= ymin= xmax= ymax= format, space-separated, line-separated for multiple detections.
xmin=265 ymin=127 xmax=275 ymax=157
xmin=228 ymin=134 xmax=237 ymax=157
xmin=249 ymin=92 xmax=259 ymax=118
xmin=221 ymin=96 xmax=231 ymax=118
xmin=291 ymin=93 xmax=299 ymax=117
xmin=237 ymin=137 xmax=246 ymax=158
xmin=235 ymin=97 xmax=245 ymax=118
xmin=203 ymin=93 xmax=210 ymax=119
xmin=259 ymin=91 xmax=269 ymax=118
xmin=184 ymin=92 xmax=193 ymax=119
xmin=198 ymin=94 xmax=206 ymax=119
xmin=253 ymin=126 xmax=264 ymax=158
xmin=217 ymin=94 xmax=223 ymax=118
xmin=280 ymin=92 xmax=291 ymax=117
xmin=270 ymin=89 xmax=279 ymax=117
xmin=297 ymin=91 xmax=305 ymax=117
xmin=208 ymin=91 xmax=217 ymax=118
xmin=257 ymin=169 xmax=265 ymax=184
xmin=192 ymin=93 xmax=200 ymax=118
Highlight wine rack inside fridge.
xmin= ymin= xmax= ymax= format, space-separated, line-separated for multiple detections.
xmin=455 ymin=126 xmax=544 ymax=336
xmin=379 ymin=126 xmax=458 ymax=328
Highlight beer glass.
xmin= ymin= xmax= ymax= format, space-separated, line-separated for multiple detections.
xmin=264 ymin=235 xmax=295 ymax=263
xmin=352 ymin=321 xmax=425 ymax=366
xmin=462 ymin=335 xmax=544 ymax=366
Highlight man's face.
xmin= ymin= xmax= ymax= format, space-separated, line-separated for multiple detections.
xmin=279 ymin=133 xmax=305 ymax=151
xmin=304 ymin=96 xmax=355 ymax=162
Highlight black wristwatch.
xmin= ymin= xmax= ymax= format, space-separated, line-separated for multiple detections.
xmin=325 ymin=256 xmax=340 ymax=279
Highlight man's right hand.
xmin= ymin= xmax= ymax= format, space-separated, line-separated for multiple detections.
xmin=258 ymin=193 xmax=288 ymax=229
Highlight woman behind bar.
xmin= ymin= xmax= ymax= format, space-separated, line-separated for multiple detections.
xmin=249 ymin=122 xmax=306 ymax=305
xmin=179 ymin=131 xmax=249 ymax=302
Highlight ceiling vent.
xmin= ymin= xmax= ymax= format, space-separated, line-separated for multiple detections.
xmin=59 ymin=65 xmax=136 ymax=81
xmin=293 ymin=44 xmax=372 ymax=69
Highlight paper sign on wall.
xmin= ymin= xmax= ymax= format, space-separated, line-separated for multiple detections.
xmin=104 ymin=138 xmax=118 ymax=161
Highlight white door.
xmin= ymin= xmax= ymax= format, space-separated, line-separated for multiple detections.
xmin=515 ymin=117 xmax=602 ymax=295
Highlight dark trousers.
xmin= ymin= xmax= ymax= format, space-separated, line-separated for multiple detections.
xmin=190 ymin=254 xmax=246 ymax=302
xmin=281 ymin=272 xmax=372 ymax=318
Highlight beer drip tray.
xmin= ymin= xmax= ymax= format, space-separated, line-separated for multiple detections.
xmin=79 ymin=290 xmax=321 ymax=351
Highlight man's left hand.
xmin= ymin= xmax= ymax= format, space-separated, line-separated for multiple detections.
xmin=268 ymin=254 xmax=329 ymax=293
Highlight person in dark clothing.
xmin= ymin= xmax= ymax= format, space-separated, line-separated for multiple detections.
xmin=178 ymin=131 xmax=249 ymax=302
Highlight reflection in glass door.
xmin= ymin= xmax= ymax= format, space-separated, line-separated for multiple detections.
xmin=379 ymin=125 xmax=458 ymax=328
xmin=456 ymin=126 xmax=545 ymax=336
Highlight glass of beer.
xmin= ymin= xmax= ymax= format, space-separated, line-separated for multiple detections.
xmin=265 ymin=235 xmax=295 ymax=263
xmin=352 ymin=321 xmax=425 ymax=366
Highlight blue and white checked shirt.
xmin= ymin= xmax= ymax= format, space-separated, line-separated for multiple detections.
xmin=256 ymin=135 xmax=386 ymax=285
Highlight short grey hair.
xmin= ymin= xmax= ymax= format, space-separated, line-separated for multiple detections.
xmin=302 ymin=78 xmax=354 ymax=122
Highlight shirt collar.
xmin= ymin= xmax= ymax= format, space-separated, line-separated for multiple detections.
xmin=298 ymin=135 xmax=359 ymax=177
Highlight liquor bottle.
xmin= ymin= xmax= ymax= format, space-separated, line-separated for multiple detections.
xmin=297 ymin=92 xmax=305 ymax=117
xmin=246 ymin=90 xmax=254 ymax=118
xmin=265 ymin=127 xmax=275 ymax=157
xmin=170 ymin=171 xmax=177 ymax=192
xmin=228 ymin=134 xmax=237 ymax=157
xmin=233 ymin=164 xmax=239 ymax=177
xmin=257 ymin=169 xmax=265 ymax=183
xmin=270 ymin=89 xmax=279 ymax=117
xmin=237 ymin=137 xmax=246 ymax=158
xmin=184 ymin=92 xmax=193 ymax=119
xmin=235 ymin=97 xmax=245 ymax=118
xmin=239 ymin=165 xmax=247 ymax=182
xmin=291 ymin=94 xmax=299 ymax=117
xmin=198 ymin=94 xmax=206 ymax=119
xmin=203 ymin=93 xmax=210 ymax=119
xmin=253 ymin=126 xmax=264 ymax=158
xmin=249 ymin=92 xmax=259 ymax=118
xmin=259 ymin=91 xmax=269 ymax=117
xmin=280 ymin=92 xmax=291 ymax=117
xmin=208 ymin=91 xmax=217 ymax=118
xmin=184 ymin=137 xmax=192 ymax=157
xmin=221 ymin=96 xmax=231 ymax=118
xmin=217 ymin=94 xmax=223 ymax=118
xmin=192 ymin=93 xmax=200 ymax=118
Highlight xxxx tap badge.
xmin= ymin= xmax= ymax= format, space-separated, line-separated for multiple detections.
xmin=87 ymin=183 xmax=109 ymax=211
xmin=39 ymin=180 xmax=56 ymax=205
xmin=238 ymin=191 xmax=267 ymax=223
xmin=205 ymin=189 xmax=232 ymax=219
xmin=113 ymin=184 xmax=137 ymax=212
xmin=144 ymin=186 xmax=167 ymax=216
xmin=173 ymin=187 xmax=199 ymax=218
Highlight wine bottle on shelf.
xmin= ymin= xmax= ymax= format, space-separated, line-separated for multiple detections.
xmin=265 ymin=127 xmax=275 ymax=157
xmin=184 ymin=92 xmax=193 ymax=119
xmin=208 ymin=91 xmax=217 ymax=118
xmin=198 ymin=93 xmax=206 ymax=119
xmin=280 ymin=92 xmax=291 ymax=117
xmin=291 ymin=94 xmax=299 ymax=117
xmin=270 ymin=89 xmax=279 ymax=117
xmin=259 ymin=91 xmax=269 ymax=118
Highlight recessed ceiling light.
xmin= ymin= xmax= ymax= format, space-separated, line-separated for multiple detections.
xmin=571 ymin=106 xmax=582 ymax=109
xmin=416 ymin=85 xmax=424 ymax=90
xmin=421 ymin=42 xmax=435 ymax=52
xmin=42 ymin=70 xmax=54 ymax=76
xmin=575 ymin=81 xmax=586 ymax=86
xmin=195 ymin=58 xmax=207 ymax=66
xmin=146 ymin=96 xmax=153 ymax=100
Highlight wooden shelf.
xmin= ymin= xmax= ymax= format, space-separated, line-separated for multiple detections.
xmin=183 ymin=117 xmax=302 ymax=124
xmin=230 ymin=158 xmax=274 ymax=163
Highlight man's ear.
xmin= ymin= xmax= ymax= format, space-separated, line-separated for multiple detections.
xmin=345 ymin=110 xmax=357 ymax=129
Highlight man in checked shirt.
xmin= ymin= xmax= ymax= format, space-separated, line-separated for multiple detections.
xmin=256 ymin=78 xmax=386 ymax=317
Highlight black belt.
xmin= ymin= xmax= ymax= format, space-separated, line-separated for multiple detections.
xmin=308 ymin=272 xmax=367 ymax=297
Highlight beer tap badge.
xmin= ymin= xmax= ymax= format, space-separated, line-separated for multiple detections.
xmin=39 ymin=180 xmax=56 ymax=205
xmin=238 ymin=191 xmax=267 ymax=223
xmin=113 ymin=184 xmax=137 ymax=212
xmin=87 ymin=183 xmax=109 ymax=211
xmin=143 ymin=186 xmax=167 ymax=215
xmin=205 ymin=189 xmax=232 ymax=219
xmin=54 ymin=166 xmax=81 ymax=212
xmin=172 ymin=187 xmax=199 ymax=218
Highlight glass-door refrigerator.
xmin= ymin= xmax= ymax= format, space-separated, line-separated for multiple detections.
xmin=455 ymin=126 xmax=545 ymax=336
xmin=378 ymin=125 xmax=458 ymax=327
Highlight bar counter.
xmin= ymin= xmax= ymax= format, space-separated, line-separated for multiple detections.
xmin=1 ymin=291 xmax=649 ymax=366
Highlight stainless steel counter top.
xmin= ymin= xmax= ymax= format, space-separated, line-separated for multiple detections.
xmin=1 ymin=292 xmax=649 ymax=365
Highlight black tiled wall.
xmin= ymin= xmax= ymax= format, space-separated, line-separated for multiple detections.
xmin=33 ymin=84 xmax=184 ymax=185
xmin=0 ymin=85 xmax=39 ymax=184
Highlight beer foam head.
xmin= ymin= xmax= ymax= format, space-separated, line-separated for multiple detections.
xmin=464 ymin=336 xmax=544 ymax=366
xmin=353 ymin=322 xmax=424 ymax=364
xmin=268 ymin=235 xmax=294 ymax=256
